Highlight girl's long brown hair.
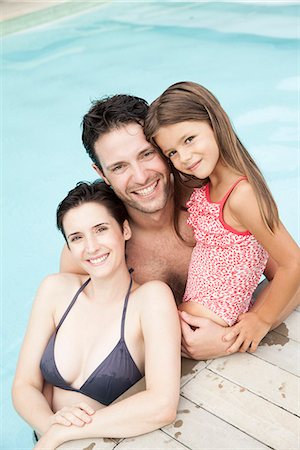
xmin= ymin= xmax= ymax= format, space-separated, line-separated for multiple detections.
xmin=144 ymin=81 xmax=279 ymax=233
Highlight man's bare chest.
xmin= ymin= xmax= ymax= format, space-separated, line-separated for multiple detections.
xmin=126 ymin=231 xmax=193 ymax=304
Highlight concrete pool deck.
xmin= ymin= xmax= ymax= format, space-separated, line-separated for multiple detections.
xmin=0 ymin=0 xmax=105 ymax=35
xmin=56 ymin=307 xmax=300 ymax=450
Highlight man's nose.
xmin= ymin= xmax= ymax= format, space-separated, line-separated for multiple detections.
xmin=131 ymin=164 xmax=149 ymax=185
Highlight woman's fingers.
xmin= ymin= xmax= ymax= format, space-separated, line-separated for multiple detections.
xmin=54 ymin=415 xmax=72 ymax=426
xmin=53 ymin=404 xmax=95 ymax=427
xmin=77 ymin=402 xmax=95 ymax=415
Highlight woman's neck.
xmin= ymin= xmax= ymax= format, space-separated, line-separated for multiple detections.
xmin=87 ymin=265 xmax=132 ymax=305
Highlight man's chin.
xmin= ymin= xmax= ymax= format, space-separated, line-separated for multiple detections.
xmin=127 ymin=196 xmax=169 ymax=214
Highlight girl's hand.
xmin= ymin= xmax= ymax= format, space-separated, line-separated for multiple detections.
xmin=222 ymin=311 xmax=271 ymax=353
xmin=50 ymin=402 xmax=94 ymax=428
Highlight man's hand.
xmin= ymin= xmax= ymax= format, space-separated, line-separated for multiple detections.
xmin=223 ymin=311 xmax=271 ymax=353
xmin=179 ymin=311 xmax=234 ymax=360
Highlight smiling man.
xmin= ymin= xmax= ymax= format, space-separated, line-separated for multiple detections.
xmin=60 ymin=94 xmax=298 ymax=360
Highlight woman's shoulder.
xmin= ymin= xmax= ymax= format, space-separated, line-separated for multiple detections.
xmin=36 ymin=273 xmax=89 ymax=305
xmin=133 ymin=280 xmax=176 ymax=312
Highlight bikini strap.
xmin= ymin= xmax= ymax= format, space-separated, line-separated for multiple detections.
xmin=56 ymin=278 xmax=91 ymax=331
xmin=220 ymin=177 xmax=247 ymax=207
xmin=120 ymin=274 xmax=133 ymax=340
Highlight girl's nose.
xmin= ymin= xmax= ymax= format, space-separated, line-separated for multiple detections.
xmin=179 ymin=148 xmax=192 ymax=163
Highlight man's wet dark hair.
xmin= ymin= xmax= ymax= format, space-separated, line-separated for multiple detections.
xmin=57 ymin=180 xmax=128 ymax=245
xmin=82 ymin=94 xmax=149 ymax=169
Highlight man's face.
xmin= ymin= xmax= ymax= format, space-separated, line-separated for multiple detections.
xmin=93 ymin=123 xmax=171 ymax=214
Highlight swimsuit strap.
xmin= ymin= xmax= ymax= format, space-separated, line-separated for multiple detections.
xmin=220 ymin=176 xmax=247 ymax=206
xmin=56 ymin=278 xmax=91 ymax=331
xmin=120 ymin=274 xmax=133 ymax=340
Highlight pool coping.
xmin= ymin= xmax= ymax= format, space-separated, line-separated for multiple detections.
xmin=1 ymin=0 xmax=110 ymax=36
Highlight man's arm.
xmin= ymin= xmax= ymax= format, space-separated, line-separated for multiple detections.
xmin=180 ymin=261 xmax=300 ymax=361
xmin=60 ymin=244 xmax=87 ymax=274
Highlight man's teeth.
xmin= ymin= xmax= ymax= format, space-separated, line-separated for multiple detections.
xmin=135 ymin=182 xmax=157 ymax=196
xmin=89 ymin=254 xmax=108 ymax=264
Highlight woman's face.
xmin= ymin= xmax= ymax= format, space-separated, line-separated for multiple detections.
xmin=63 ymin=202 xmax=131 ymax=277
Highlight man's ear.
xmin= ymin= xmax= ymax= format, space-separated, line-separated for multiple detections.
xmin=122 ymin=220 xmax=132 ymax=241
xmin=92 ymin=164 xmax=110 ymax=186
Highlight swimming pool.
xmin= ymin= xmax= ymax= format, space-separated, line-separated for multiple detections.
xmin=2 ymin=1 xmax=299 ymax=448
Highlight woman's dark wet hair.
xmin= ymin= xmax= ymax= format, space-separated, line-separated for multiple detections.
xmin=57 ymin=180 xmax=128 ymax=244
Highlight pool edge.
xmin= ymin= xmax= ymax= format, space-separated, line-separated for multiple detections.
xmin=1 ymin=0 xmax=110 ymax=37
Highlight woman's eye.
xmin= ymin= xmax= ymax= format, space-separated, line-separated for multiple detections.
xmin=70 ymin=235 xmax=81 ymax=242
xmin=185 ymin=136 xmax=194 ymax=144
xmin=96 ymin=226 xmax=107 ymax=233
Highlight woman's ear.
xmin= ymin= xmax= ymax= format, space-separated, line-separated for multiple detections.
xmin=122 ymin=220 xmax=132 ymax=241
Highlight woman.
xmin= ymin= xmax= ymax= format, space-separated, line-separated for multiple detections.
xmin=12 ymin=180 xmax=181 ymax=449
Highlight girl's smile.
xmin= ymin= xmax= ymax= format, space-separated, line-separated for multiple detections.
xmin=155 ymin=120 xmax=220 ymax=180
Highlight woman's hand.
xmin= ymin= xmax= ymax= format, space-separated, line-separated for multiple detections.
xmin=33 ymin=424 xmax=60 ymax=450
xmin=49 ymin=402 xmax=95 ymax=428
xmin=223 ymin=311 xmax=271 ymax=353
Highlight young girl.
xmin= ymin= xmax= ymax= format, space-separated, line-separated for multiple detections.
xmin=144 ymin=81 xmax=300 ymax=354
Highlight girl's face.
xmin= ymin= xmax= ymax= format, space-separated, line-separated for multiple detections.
xmin=63 ymin=202 xmax=131 ymax=277
xmin=155 ymin=121 xmax=220 ymax=179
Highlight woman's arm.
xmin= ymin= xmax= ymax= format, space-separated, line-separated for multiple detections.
xmin=12 ymin=275 xmax=67 ymax=435
xmin=35 ymin=281 xmax=181 ymax=449
xmin=224 ymin=182 xmax=300 ymax=352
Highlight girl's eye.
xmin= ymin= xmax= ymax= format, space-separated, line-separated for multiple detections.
xmin=167 ymin=150 xmax=177 ymax=158
xmin=185 ymin=136 xmax=194 ymax=144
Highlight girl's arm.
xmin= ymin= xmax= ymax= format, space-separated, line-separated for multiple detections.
xmin=12 ymin=275 xmax=75 ymax=435
xmin=224 ymin=182 xmax=300 ymax=353
xmin=34 ymin=281 xmax=181 ymax=449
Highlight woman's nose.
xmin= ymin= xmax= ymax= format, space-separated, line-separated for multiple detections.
xmin=85 ymin=235 xmax=100 ymax=253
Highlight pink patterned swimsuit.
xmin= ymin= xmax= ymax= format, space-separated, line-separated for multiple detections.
xmin=183 ymin=178 xmax=268 ymax=326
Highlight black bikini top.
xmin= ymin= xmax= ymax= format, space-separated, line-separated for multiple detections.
xmin=40 ymin=275 xmax=142 ymax=405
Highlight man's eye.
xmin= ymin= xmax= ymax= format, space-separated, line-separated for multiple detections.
xmin=112 ymin=164 xmax=124 ymax=172
xmin=143 ymin=150 xmax=155 ymax=158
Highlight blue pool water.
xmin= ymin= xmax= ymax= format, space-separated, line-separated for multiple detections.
xmin=2 ymin=1 xmax=299 ymax=448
